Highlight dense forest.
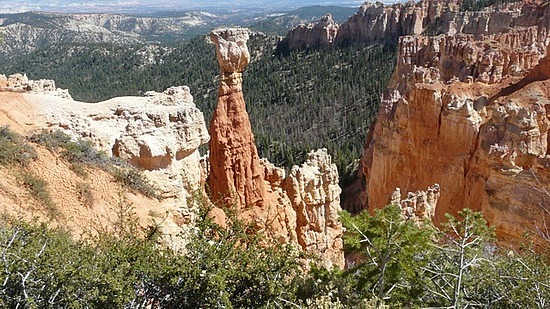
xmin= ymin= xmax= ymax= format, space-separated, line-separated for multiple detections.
xmin=0 ymin=34 xmax=396 ymax=186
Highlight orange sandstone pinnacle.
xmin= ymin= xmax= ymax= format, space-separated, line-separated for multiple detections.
xmin=208 ymin=28 xmax=266 ymax=208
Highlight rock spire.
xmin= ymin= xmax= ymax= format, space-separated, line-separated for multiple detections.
xmin=208 ymin=28 xmax=266 ymax=208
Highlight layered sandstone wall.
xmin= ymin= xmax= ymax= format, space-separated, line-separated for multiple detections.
xmin=281 ymin=0 xmax=550 ymax=50
xmin=361 ymin=15 xmax=550 ymax=243
xmin=392 ymin=28 xmax=547 ymax=92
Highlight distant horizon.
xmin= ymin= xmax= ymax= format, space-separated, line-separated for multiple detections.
xmin=0 ymin=0 xmax=405 ymax=14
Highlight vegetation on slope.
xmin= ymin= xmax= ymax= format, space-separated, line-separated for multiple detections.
xmin=0 ymin=35 xmax=395 ymax=188
xmin=0 ymin=126 xmax=57 ymax=216
xmin=0 ymin=200 xmax=547 ymax=307
xmin=0 ymin=129 xmax=548 ymax=306
xmin=31 ymin=130 xmax=158 ymax=198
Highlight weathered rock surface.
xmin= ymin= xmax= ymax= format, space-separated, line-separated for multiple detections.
xmin=207 ymin=28 xmax=344 ymax=268
xmin=360 ymin=6 xmax=550 ymax=244
xmin=282 ymin=0 xmax=550 ymax=50
xmin=6 ymin=85 xmax=210 ymax=249
xmin=280 ymin=14 xmax=339 ymax=50
xmin=389 ymin=184 xmax=440 ymax=225
xmin=392 ymin=29 xmax=546 ymax=93
xmin=0 ymin=73 xmax=72 ymax=99
xmin=281 ymin=149 xmax=344 ymax=269
xmin=208 ymin=28 xmax=267 ymax=208
xmin=38 ymin=86 xmax=209 ymax=197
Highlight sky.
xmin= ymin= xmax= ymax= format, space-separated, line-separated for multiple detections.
xmin=0 ymin=0 xmax=404 ymax=14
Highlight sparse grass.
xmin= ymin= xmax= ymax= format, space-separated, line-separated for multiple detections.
xmin=0 ymin=126 xmax=37 ymax=166
xmin=31 ymin=130 xmax=159 ymax=198
xmin=70 ymin=163 xmax=88 ymax=178
xmin=19 ymin=170 xmax=58 ymax=218
xmin=29 ymin=129 xmax=71 ymax=151
xmin=77 ymin=182 xmax=94 ymax=208
xmin=112 ymin=167 xmax=158 ymax=199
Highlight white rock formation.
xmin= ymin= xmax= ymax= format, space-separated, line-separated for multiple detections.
xmin=0 ymin=73 xmax=72 ymax=99
xmin=21 ymin=85 xmax=209 ymax=249
xmin=390 ymin=184 xmax=440 ymax=225
xmin=282 ymin=149 xmax=344 ymax=269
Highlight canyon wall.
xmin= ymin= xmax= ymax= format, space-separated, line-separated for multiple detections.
xmin=282 ymin=0 xmax=550 ymax=50
xmin=279 ymin=14 xmax=339 ymax=50
xmin=279 ymin=0 xmax=550 ymax=244
xmin=361 ymin=5 xmax=550 ymax=243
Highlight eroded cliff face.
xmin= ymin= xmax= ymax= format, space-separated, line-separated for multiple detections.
xmin=279 ymin=14 xmax=339 ymax=50
xmin=208 ymin=28 xmax=344 ymax=268
xmin=0 ymin=27 xmax=346 ymax=268
xmin=362 ymin=20 xmax=550 ymax=244
xmin=281 ymin=149 xmax=344 ymax=268
xmin=282 ymin=0 xmax=550 ymax=50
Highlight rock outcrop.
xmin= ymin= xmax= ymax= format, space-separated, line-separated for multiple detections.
xmin=360 ymin=2 xmax=550 ymax=244
xmin=208 ymin=28 xmax=267 ymax=208
xmin=282 ymin=149 xmax=344 ymax=268
xmin=38 ymin=86 xmax=209 ymax=199
xmin=207 ymin=28 xmax=344 ymax=268
xmin=281 ymin=0 xmax=550 ymax=50
xmin=7 ymin=84 xmax=210 ymax=249
xmin=391 ymin=29 xmax=546 ymax=93
xmin=279 ymin=14 xmax=339 ymax=50
xmin=0 ymin=73 xmax=72 ymax=99
xmin=389 ymin=184 xmax=440 ymax=225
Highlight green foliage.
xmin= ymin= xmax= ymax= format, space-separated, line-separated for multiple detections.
xmin=340 ymin=205 xmax=433 ymax=305
xmin=0 ymin=126 xmax=36 ymax=166
xmin=172 ymin=195 xmax=302 ymax=308
xmin=478 ymin=238 xmax=550 ymax=308
xmin=246 ymin=39 xmax=395 ymax=187
xmin=302 ymin=207 xmax=549 ymax=308
xmin=18 ymin=170 xmax=58 ymax=217
xmin=498 ymin=250 xmax=550 ymax=308
xmin=31 ymin=130 xmax=158 ymax=198
xmin=0 ymin=215 xmax=177 ymax=308
xmin=0 ymin=193 xmax=303 ymax=308
xmin=422 ymin=209 xmax=496 ymax=308
xmin=0 ymin=127 xmax=57 ymax=217
xmin=112 ymin=167 xmax=158 ymax=199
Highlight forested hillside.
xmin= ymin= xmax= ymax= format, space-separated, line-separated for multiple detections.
xmin=0 ymin=34 xmax=395 ymax=185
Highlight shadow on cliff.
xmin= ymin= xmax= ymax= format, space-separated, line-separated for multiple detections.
xmin=491 ymin=48 xmax=550 ymax=102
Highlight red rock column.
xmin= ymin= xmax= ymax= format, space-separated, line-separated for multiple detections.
xmin=208 ymin=28 xmax=266 ymax=208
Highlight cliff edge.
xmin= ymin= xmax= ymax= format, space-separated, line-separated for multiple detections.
xmin=360 ymin=2 xmax=550 ymax=244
